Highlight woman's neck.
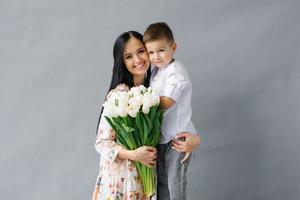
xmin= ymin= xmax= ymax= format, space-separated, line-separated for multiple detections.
xmin=133 ymin=75 xmax=144 ymax=86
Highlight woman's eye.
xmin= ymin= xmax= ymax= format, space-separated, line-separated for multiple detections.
xmin=138 ymin=49 xmax=145 ymax=54
xmin=125 ymin=55 xmax=132 ymax=60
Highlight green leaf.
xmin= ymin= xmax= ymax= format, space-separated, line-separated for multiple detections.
xmin=141 ymin=114 xmax=149 ymax=145
xmin=135 ymin=112 xmax=143 ymax=143
xmin=144 ymin=114 xmax=153 ymax=132
xmin=104 ymin=116 xmax=118 ymax=132
xmin=120 ymin=123 xmax=135 ymax=133
xmin=149 ymin=105 xmax=158 ymax=121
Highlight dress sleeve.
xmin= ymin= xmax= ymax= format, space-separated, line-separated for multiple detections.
xmin=95 ymin=113 xmax=123 ymax=162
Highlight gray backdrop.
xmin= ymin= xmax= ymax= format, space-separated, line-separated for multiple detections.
xmin=1 ymin=0 xmax=299 ymax=199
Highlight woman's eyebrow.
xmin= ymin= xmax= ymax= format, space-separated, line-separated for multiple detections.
xmin=123 ymin=52 xmax=132 ymax=57
xmin=136 ymin=47 xmax=145 ymax=52
xmin=124 ymin=47 xmax=145 ymax=57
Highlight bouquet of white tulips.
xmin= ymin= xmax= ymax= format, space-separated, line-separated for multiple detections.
xmin=103 ymin=85 xmax=162 ymax=197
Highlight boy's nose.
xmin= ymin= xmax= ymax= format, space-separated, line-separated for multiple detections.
xmin=154 ymin=53 xmax=161 ymax=59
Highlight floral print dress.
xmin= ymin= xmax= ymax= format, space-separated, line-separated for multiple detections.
xmin=95 ymin=113 xmax=144 ymax=200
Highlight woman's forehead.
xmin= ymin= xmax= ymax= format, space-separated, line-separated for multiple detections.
xmin=124 ymin=37 xmax=144 ymax=54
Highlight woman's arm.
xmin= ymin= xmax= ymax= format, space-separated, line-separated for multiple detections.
xmin=171 ymin=132 xmax=201 ymax=152
xmin=118 ymin=146 xmax=157 ymax=168
xmin=171 ymin=132 xmax=201 ymax=163
xmin=95 ymin=124 xmax=157 ymax=168
xmin=96 ymin=85 xmax=157 ymax=166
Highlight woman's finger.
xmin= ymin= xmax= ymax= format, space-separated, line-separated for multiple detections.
xmin=145 ymin=146 xmax=156 ymax=151
xmin=172 ymin=140 xmax=187 ymax=149
xmin=172 ymin=144 xmax=184 ymax=152
xmin=172 ymin=139 xmax=185 ymax=146
xmin=175 ymin=132 xmax=189 ymax=139
xmin=181 ymin=152 xmax=191 ymax=164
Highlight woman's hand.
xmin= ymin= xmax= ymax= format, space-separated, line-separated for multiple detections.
xmin=132 ymin=146 xmax=157 ymax=168
xmin=172 ymin=132 xmax=201 ymax=163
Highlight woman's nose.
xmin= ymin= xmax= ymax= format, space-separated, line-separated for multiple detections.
xmin=133 ymin=54 xmax=142 ymax=63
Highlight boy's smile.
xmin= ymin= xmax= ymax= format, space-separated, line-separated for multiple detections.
xmin=145 ymin=38 xmax=176 ymax=68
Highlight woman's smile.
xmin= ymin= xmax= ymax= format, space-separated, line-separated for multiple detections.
xmin=134 ymin=61 xmax=147 ymax=69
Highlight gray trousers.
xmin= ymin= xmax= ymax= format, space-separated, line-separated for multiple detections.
xmin=157 ymin=141 xmax=191 ymax=200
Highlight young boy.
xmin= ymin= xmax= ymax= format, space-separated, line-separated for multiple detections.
xmin=143 ymin=22 xmax=198 ymax=200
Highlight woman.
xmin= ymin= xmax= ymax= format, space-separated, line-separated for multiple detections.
xmin=93 ymin=31 xmax=200 ymax=200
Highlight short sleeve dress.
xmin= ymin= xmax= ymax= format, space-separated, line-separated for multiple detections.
xmin=95 ymin=110 xmax=144 ymax=200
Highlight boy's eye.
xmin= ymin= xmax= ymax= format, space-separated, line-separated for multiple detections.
xmin=159 ymin=49 xmax=165 ymax=52
xmin=148 ymin=51 xmax=153 ymax=54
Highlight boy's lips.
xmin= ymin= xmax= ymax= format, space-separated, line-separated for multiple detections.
xmin=154 ymin=61 xmax=164 ymax=66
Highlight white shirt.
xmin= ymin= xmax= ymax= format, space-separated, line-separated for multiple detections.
xmin=150 ymin=60 xmax=197 ymax=144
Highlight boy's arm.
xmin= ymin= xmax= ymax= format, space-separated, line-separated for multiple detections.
xmin=159 ymin=76 xmax=186 ymax=110
xmin=160 ymin=68 xmax=189 ymax=109
xmin=160 ymin=96 xmax=175 ymax=109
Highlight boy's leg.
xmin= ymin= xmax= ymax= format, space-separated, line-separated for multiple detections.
xmin=165 ymin=143 xmax=191 ymax=200
xmin=157 ymin=143 xmax=170 ymax=200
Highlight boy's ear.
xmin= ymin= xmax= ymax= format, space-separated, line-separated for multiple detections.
xmin=172 ymin=42 xmax=177 ymax=52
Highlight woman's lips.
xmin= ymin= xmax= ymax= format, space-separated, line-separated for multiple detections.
xmin=135 ymin=62 xmax=146 ymax=69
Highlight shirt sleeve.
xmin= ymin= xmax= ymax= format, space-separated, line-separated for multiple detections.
xmin=161 ymin=71 xmax=189 ymax=102
xmin=95 ymin=113 xmax=123 ymax=162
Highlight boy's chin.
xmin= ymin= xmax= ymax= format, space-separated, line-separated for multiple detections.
xmin=154 ymin=63 xmax=168 ymax=68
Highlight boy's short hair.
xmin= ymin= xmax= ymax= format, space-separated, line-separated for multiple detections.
xmin=143 ymin=22 xmax=174 ymax=44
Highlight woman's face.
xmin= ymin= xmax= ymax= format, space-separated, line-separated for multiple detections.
xmin=123 ymin=37 xmax=150 ymax=78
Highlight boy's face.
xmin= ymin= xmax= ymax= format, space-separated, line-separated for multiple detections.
xmin=145 ymin=38 xmax=176 ymax=68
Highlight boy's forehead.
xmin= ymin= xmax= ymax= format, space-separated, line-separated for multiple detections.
xmin=145 ymin=38 xmax=170 ymax=48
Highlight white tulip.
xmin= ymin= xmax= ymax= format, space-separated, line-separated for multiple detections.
xmin=142 ymin=105 xmax=150 ymax=114
xmin=129 ymin=87 xmax=143 ymax=106
xmin=127 ymin=104 xmax=139 ymax=117
xmin=103 ymin=90 xmax=129 ymax=117
xmin=143 ymin=87 xmax=160 ymax=107
xmin=103 ymin=101 xmax=118 ymax=117
xmin=139 ymin=85 xmax=147 ymax=93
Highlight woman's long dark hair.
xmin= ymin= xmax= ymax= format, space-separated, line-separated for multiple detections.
xmin=96 ymin=31 xmax=151 ymax=134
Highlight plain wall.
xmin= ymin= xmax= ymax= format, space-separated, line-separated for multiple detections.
xmin=1 ymin=0 xmax=299 ymax=199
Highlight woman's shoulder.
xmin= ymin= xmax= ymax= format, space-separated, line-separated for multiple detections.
xmin=106 ymin=83 xmax=130 ymax=99
xmin=115 ymin=83 xmax=129 ymax=92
